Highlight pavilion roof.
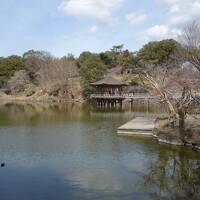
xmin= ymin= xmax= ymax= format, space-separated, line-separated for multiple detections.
xmin=91 ymin=76 xmax=127 ymax=86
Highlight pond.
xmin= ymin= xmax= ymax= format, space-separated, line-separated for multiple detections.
xmin=0 ymin=102 xmax=199 ymax=200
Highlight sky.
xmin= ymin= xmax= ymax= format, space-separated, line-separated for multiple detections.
xmin=0 ymin=0 xmax=200 ymax=57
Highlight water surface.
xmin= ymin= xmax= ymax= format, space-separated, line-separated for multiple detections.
xmin=0 ymin=102 xmax=199 ymax=200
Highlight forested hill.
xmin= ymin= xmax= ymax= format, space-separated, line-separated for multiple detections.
xmin=0 ymin=38 xmax=196 ymax=102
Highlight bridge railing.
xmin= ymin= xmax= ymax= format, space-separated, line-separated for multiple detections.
xmin=90 ymin=93 xmax=135 ymax=99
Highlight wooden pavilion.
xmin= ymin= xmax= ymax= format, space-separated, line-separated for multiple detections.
xmin=90 ymin=76 xmax=127 ymax=107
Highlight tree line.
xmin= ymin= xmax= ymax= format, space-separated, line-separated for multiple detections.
xmin=0 ymin=22 xmax=199 ymax=102
xmin=0 ymin=34 xmax=185 ymax=98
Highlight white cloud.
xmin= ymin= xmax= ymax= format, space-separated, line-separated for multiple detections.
xmin=59 ymin=0 xmax=123 ymax=23
xmin=125 ymin=12 xmax=147 ymax=25
xmin=158 ymin=0 xmax=200 ymax=25
xmin=141 ymin=0 xmax=200 ymax=44
xmin=144 ymin=24 xmax=181 ymax=41
xmin=147 ymin=25 xmax=180 ymax=40
xmin=88 ymin=25 xmax=99 ymax=33
xmin=147 ymin=25 xmax=169 ymax=40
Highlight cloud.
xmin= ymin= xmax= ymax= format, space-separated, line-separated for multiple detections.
xmin=139 ymin=24 xmax=181 ymax=44
xmin=141 ymin=0 xmax=200 ymax=44
xmin=88 ymin=25 xmax=99 ymax=33
xmin=168 ymin=1 xmax=200 ymax=25
xmin=59 ymin=0 xmax=123 ymax=23
xmin=158 ymin=0 xmax=200 ymax=26
xmin=125 ymin=12 xmax=147 ymax=25
xmin=146 ymin=24 xmax=181 ymax=41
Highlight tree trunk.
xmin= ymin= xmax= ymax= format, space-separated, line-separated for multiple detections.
xmin=178 ymin=108 xmax=186 ymax=144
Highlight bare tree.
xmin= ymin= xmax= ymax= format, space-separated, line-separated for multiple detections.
xmin=138 ymin=63 xmax=199 ymax=143
xmin=37 ymin=56 xmax=79 ymax=91
xmin=135 ymin=27 xmax=200 ymax=143
xmin=23 ymin=50 xmax=53 ymax=83
xmin=23 ymin=50 xmax=80 ymax=100
xmin=7 ymin=70 xmax=30 ymax=94
xmin=180 ymin=21 xmax=200 ymax=72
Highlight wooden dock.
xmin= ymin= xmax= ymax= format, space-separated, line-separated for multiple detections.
xmin=117 ymin=117 xmax=156 ymax=136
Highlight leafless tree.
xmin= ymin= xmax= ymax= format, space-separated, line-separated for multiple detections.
xmin=23 ymin=50 xmax=53 ymax=83
xmin=23 ymin=50 xmax=80 ymax=99
xmin=37 ymin=56 xmax=79 ymax=91
xmin=7 ymin=70 xmax=30 ymax=94
xmin=179 ymin=21 xmax=200 ymax=72
xmin=138 ymin=63 xmax=199 ymax=142
xmin=135 ymin=23 xmax=200 ymax=142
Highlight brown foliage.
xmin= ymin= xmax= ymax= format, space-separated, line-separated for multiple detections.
xmin=37 ymin=56 xmax=79 ymax=90
xmin=7 ymin=70 xmax=30 ymax=94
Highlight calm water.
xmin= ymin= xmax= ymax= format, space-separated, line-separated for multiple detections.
xmin=0 ymin=102 xmax=199 ymax=200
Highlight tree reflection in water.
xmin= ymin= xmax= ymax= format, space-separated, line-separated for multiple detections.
xmin=145 ymin=147 xmax=200 ymax=200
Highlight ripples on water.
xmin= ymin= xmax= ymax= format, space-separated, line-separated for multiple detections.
xmin=0 ymin=102 xmax=199 ymax=200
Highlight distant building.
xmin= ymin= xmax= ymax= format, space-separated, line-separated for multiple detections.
xmin=90 ymin=76 xmax=127 ymax=107
xmin=108 ymin=65 xmax=132 ymax=76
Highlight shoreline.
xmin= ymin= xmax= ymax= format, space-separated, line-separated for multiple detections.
xmin=0 ymin=92 xmax=83 ymax=104
xmin=117 ymin=116 xmax=200 ymax=151
xmin=154 ymin=116 xmax=200 ymax=151
xmin=1 ymin=94 xmax=199 ymax=151
xmin=153 ymin=134 xmax=200 ymax=150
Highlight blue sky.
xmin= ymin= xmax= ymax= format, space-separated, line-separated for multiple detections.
xmin=1 ymin=0 xmax=200 ymax=57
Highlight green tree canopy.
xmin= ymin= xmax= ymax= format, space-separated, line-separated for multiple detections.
xmin=78 ymin=53 xmax=107 ymax=98
xmin=110 ymin=44 xmax=124 ymax=55
xmin=78 ymin=51 xmax=93 ymax=65
xmin=100 ymin=45 xmax=136 ymax=69
xmin=138 ymin=39 xmax=181 ymax=66
xmin=117 ymin=50 xmax=136 ymax=68
xmin=100 ymin=51 xmax=116 ymax=69
xmin=0 ymin=55 xmax=25 ymax=87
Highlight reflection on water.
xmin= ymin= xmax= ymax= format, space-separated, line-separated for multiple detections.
xmin=145 ymin=147 xmax=200 ymax=199
xmin=0 ymin=103 xmax=84 ymax=126
xmin=0 ymin=102 xmax=199 ymax=200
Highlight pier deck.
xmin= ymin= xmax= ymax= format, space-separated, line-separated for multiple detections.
xmin=117 ymin=117 xmax=156 ymax=136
